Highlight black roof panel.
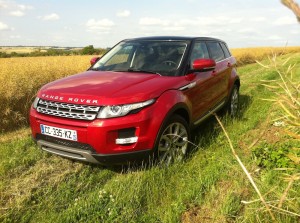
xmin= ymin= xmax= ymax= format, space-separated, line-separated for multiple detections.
xmin=124 ymin=36 xmax=224 ymax=42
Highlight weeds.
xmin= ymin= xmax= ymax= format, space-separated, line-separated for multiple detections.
xmin=214 ymin=114 xmax=276 ymax=221
xmin=281 ymin=0 xmax=300 ymax=21
xmin=257 ymin=55 xmax=300 ymax=167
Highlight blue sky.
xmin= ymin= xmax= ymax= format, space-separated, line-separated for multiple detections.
xmin=0 ymin=0 xmax=299 ymax=48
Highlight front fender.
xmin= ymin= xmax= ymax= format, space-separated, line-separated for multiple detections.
xmin=145 ymin=89 xmax=192 ymax=148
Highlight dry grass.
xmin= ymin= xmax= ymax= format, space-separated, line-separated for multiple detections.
xmin=281 ymin=0 xmax=300 ymax=21
xmin=0 ymin=47 xmax=38 ymax=54
xmin=0 ymin=55 xmax=91 ymax=132
xmin=231 ymin=46 xmax=300 ymax=66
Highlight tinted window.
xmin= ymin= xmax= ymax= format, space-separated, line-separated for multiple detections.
xmin=190 ymin=41 xmax=210 ymax=64
xmin=220 ymin=42 xmax=231 ymax=58
xmin=206 ymin=42 xmax=225 ymax=62
xmin=92 ymin=41 xmax=188 ymax=76
xmin=105 ymin=45 xmax=133 ymax=66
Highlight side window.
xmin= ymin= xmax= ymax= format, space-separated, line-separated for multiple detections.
xmin=220 ymin=42 xmax=231 ymax=58
xmin=206 ymin=42 xmax=225 ymax=62
xmin=190 ymin=41 xmax=210 ymax=64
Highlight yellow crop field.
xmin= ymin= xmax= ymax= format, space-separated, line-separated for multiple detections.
xmin=0 ymin=55 xmax=91 ymax=132
xmin=231 ymin=46 xmax=300 ymax=65
xmin=0 ymin=47 xmax=299 ymax=132
xmin=0 ymin=47 xmax=38 ymax=54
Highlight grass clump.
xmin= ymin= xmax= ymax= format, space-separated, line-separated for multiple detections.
xmin=253 ymin=141 xmax=300 ymax=169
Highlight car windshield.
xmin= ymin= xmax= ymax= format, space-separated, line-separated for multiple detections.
xmin=91 ymin=40 xmax=188 ymax=76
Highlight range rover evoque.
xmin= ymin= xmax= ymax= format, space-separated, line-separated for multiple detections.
xmin=30 ymin=36 xmax=240 ymax=165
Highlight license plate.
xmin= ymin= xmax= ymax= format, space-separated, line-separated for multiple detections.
xmin=40 ymin=124 xmax=77 ymax=141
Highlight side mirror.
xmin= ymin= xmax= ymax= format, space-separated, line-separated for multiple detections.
xmin=192 ymin=58 xmax=216 ymax=72
xmin=90 ymin=57 xmax=100 ymax=66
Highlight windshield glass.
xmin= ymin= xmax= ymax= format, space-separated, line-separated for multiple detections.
xmin=91 ymin=40 xmax=188 ymax=76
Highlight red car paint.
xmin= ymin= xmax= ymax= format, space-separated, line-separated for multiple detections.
xmin=29 ymin=36 xmax=240 ymax=165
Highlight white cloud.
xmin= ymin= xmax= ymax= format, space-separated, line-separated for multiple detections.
xmin=238 ymin=28 xmax=257 ymax=34
xmin=273 ymin=16 xmax=297 ymax=25
xmin=175 ymin=19 xmax=199 ymax=26
xmin=163 ymin=26 xmax=185 ymax=31
xmin=10 ymin=35 xmax=21 ymax=39
xmin=186 ymin=16 xmax=241 ymax=26
xmin=17 ymin=4 xmax=33 ymax=10
xmin=86 ymin=18 xmax=115 ymax=32
xmin=41 ymin=13 xmax=60 ymax=21
xmin=173 ymin=16 xmax=243 ymax=27
xmin=10 ymin=10 xmax=24 ymax=17
xmin=290 ymin=30 xmax=300 ymax=34
xmin=64 ymin=26 xmax=72 ymax=31
xmin=0 ymin=1 xmax=33 ymax=11
xmin=116 ymin=10 xmax=130 ymax=17
xmin=0 ymin=21 xmax=13 ymax=31
xmin=139 ymin=17 xmax=170 ymax=26
xmin=250 ymin=17 xmax=266 ymax=22
xmin=0 ymin=0 xmax=8 ymax=8
xmin=267 ymin=35 xmax=282 ymax=40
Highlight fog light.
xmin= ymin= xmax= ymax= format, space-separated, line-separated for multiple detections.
xmin=116 ymin=137 xmax=138 ymax=145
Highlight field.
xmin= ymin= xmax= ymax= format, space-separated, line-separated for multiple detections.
xmin=231 ymin=46 xmax=300 ymax=65
xmin=0 ymin=48 xmax=300 ymax=222
xmin=0 ymin=46 xmax=82 ymax=54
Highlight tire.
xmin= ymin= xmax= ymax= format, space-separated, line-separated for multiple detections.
xmin=155 ymin=115 xmax=190 ymax=166
xmin=226 ymin=84 xmax=239 ymax=117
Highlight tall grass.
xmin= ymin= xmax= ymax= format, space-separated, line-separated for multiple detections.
xmin=281 ymin=0 xmax=300 ymax=21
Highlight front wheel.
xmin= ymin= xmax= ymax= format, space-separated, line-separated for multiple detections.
xmin=155 ymin=115 xmax=190 ymax=166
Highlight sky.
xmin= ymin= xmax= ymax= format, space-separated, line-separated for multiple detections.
xmin=0 ymin=0 xmax=299 ymax=48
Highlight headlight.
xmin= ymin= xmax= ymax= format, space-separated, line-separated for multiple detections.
xmin=32 ymin=97 xmax=40 ymax=109
xmin=97 ymin=99 xmax=155 ymax=118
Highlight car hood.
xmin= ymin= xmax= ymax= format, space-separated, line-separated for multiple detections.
xmin=38 ymin=71 xmax=187 ymax=105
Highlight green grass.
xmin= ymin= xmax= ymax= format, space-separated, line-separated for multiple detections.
xmin=0 ymin=53 xmax=299 ymax=223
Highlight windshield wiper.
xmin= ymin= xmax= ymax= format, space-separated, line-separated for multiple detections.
xmin=89 ymin=67 xmax=100 ymax=71
xmin=127 ymin=68 xmax=161 ymax=76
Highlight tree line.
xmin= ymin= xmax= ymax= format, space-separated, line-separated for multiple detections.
xmin=0 ymin=45 xmax=108 ymax=58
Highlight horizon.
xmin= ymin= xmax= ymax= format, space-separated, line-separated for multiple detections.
xmin=0 ymin=0 xmax=300 ymax=48
xmin=1 ymin=44 xmax=300 ymax=49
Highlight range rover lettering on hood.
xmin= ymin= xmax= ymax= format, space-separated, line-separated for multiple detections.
xmin=41 ymin=94 xmax=98 ymax=104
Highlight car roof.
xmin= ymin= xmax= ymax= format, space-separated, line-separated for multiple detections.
xmin=124 ymin=36 xmax=224 ymax=42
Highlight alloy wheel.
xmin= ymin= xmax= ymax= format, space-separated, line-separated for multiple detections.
xmin=157 ymin=121 xmax=188 ymax=165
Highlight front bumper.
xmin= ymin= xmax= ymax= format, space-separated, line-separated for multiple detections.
xmin=30 ymin=104 xmax=163 ymax=165
xmin=37 ymin=138 xmax=152 ymax=165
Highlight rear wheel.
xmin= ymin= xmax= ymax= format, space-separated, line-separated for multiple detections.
xmin=227 ymin=84 xmax=239 ymax=117
xmin=155 ymin=115 xmax=190 ymax=166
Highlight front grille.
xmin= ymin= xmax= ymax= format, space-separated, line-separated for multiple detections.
xmin=36 ymin=134 xmax=96 ymax=152
xmin=36 ymin=99 xmax=100 ymax=120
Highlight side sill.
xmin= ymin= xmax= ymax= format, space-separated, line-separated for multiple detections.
xmin=193 ymin=100 xmax=225 ymax=126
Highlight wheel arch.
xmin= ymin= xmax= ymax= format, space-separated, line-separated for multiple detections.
xmin=152 ymin=102 xmax=191 ymax=149
xmin=234 ymin=78 xmax=240 ymax=88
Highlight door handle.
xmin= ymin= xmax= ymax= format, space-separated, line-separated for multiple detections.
xmin=212 ymin=70 xmax=217 ymax=76
xmin=227 ymin=62 xmax=231 ymax=67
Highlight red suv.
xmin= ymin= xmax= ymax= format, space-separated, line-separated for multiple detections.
xmin=30 ymin=36 xmax=240 ymax=165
